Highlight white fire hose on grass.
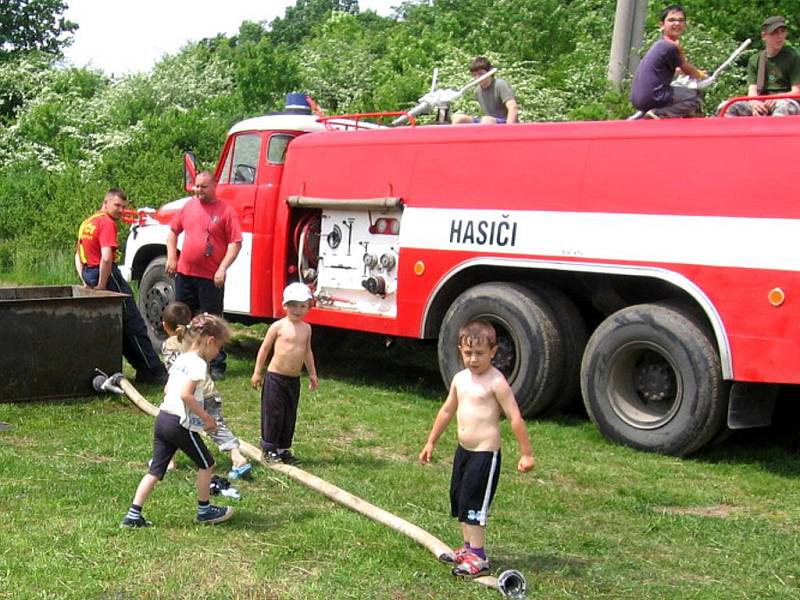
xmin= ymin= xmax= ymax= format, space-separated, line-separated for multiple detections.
xmin=94 ymin=373 xmax=527 ymax=598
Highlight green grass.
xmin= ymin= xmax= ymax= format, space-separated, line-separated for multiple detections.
xmin=0 ymin=246 xmax=76 ymax=286
xmin=2 ymin=329 xmax=800 ymax=599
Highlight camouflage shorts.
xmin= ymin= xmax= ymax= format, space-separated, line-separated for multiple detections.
xmin=722 ymin=98 xmax=800 ymax=117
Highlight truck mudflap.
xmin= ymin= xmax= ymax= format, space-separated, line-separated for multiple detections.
xmin=727 ymin=382 xmax=778 ymax=429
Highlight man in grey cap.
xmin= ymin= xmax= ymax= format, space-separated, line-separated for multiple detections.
xmin=724 ymin=16 xmax=800 ymax=117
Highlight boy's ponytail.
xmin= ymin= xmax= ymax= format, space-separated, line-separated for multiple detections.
xmin=163 ymin=301 xmax=192 ymax=333
xmin=175 ymin=323 xmax=190 ymax=343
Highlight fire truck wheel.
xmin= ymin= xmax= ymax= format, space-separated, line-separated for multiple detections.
xmin=523 ymin=282 xmax=588 ymax=413
xmin=138 ymin=256 xmax=174 ymax=349
xmin=438 ymin=282 xmax=563 ymax=418
xmin=580 ymin=303 xmax=726 ymax=456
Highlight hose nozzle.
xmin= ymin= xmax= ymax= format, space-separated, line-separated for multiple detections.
xmin=497 ymin=569 xmax=528 ymax=598
xmin=92 ymin=369 xmax=125 ymax=395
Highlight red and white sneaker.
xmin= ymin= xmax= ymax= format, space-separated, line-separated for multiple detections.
xmin=439 ymin=545 xmax=472 ymax=564
xmin=451 ymin=552 xmax=490 ymax=578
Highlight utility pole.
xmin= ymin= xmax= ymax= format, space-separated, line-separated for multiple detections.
xmin=607 ymin=0 xmax=649 ymax=87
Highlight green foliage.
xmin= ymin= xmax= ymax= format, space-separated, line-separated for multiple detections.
xmin=1 ymin=0 xmax=795 ymax=278
xmin=0 ymin=42 xmax=243 ymax=270
xmin=298 ymin=12 xmax=390 ymax=112
xmin=270 ymin=0 xmax=360 ymax=47
xmin=0 ymin=51 xmax=56 ymax=123
xmin=691 ymin=1 xmax=798 ymax=43
xmin=0 ymin=0 xmax=77 ymax=57
xmin=227 ymin=22 xmax=302 ymax=114
xmin=0 ymin=242 xmax=75 ymax=284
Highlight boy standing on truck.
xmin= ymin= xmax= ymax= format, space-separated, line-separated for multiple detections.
xmin=418 ymin=320 xmax=535 ymax=578
xmin=250 ymin=282 xmax=319 ymax=465
xmin=631 ymin=4 xmax=708 ymax=118
xmin=724 ymin=16 xmax=800 ymax=117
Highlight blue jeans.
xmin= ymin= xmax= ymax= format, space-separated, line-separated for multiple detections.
xmin=81 ymin=264 xmax=165 ymax=377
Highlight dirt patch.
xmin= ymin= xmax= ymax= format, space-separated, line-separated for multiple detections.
xmin=329 ymin=425 xmax=376 ymax=446
xmin=658 ymin=503 xmax=737 ymax=518
xmin=330 ymin=426 xmax=407 ymax=461
xmin=367 ymin=445 xmax=407 ymax=462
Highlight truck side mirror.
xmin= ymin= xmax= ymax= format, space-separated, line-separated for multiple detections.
xmin=184 ymin=152 xmax=197 ymax=193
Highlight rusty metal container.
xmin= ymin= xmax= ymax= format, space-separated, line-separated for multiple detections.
xmin=0 ymin=285 xmax=124 ymax=402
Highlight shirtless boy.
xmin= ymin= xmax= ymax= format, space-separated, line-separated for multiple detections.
xmin=251 ymin=282 xmax=319 ymax=464
xmin=419 ymin=320 xmax=535 ymax=578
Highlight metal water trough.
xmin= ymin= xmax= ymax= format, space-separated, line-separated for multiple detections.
xmin=0 ymin=285 xmax=125 ymax=402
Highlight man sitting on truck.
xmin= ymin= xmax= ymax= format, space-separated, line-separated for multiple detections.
xmin=630 ymin=4 xmax=708 ymax=119
xmin=723 ymin=16 xmax=800 ymax=117
xmin=451 ymin=57 xmax=519 ymax=124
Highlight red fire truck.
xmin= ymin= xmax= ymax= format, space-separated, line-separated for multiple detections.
xmin=121 ymin=101 xmax=800 ymax=456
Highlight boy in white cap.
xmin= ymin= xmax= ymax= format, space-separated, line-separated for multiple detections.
xmin=250 ymin=282 xmax=319 ymax=464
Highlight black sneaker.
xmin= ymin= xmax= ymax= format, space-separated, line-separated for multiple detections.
xmin=278 ymin=450 xmax=300 ymax=465
xmin=264 ymin=450 xmax=282 ymax=464
xmin=120 ymin=515 xmax=152 ymax=528
xmin=196 ymin=505 xmax=234 ymax=525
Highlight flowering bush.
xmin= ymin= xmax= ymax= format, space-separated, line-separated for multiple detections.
xmin=0 ymin=44 xmax=240 ymax=256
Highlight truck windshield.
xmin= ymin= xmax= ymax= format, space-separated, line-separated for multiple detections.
xmin=219 ymin=133 xmax=260 ymax=185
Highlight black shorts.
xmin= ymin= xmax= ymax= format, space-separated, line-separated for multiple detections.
xmin=149 ymin=411 xmax=215 ymax=479
xmin=450 ymin=445 xmax=501 ymax=526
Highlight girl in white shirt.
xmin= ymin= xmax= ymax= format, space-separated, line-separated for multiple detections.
xmin=120 ymin=313 xmax=236 ymax=527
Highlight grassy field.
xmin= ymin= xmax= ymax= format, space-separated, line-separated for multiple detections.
xmin=1 ymin=327 xmax=800 ymax=599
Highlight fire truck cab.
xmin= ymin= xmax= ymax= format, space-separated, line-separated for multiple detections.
xmin=122 ymin=98 xmax=800 ymax=456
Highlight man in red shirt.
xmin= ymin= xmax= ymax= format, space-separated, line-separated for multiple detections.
xmin=166 ymin=171 xmax=242 ymax=379
xmin=76 ymin=188 xmax=167 ymax=384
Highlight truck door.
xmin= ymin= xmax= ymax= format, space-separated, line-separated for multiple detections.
xmin=215 ymin=132 xmax=260 ymax=314
xmin=250 ymin=132 xmax=296 ymax=317
xmin=217 ymin=132 xmax=260 ymax=227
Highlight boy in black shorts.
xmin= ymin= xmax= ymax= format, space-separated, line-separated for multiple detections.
xmin=419 ymin=320 xmax=535 ymax=578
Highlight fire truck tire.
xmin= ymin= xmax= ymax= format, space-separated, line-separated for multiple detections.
xmin=524 ymin=282 xmax=588 ymax=413
xmin=438 ymin=282 xmax=563 ymax=418
xmin=138 ymin=256 xmax=174 ymax=349
xmin=580 ymin=303 xmax=725 ymax=456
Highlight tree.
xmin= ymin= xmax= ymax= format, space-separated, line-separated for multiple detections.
xmin=0 ymin=0 xmax=77 ymax=57
xmin=298 ymin=11 xmax=381 ymax=112
xmin=270 ymin=0 xmax=359 ymax=47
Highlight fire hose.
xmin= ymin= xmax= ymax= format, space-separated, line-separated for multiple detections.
xmin=390 ymin=68 xmax=499 ymax=127
xmin=94 ymin=372 xmax=527 ymax=598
